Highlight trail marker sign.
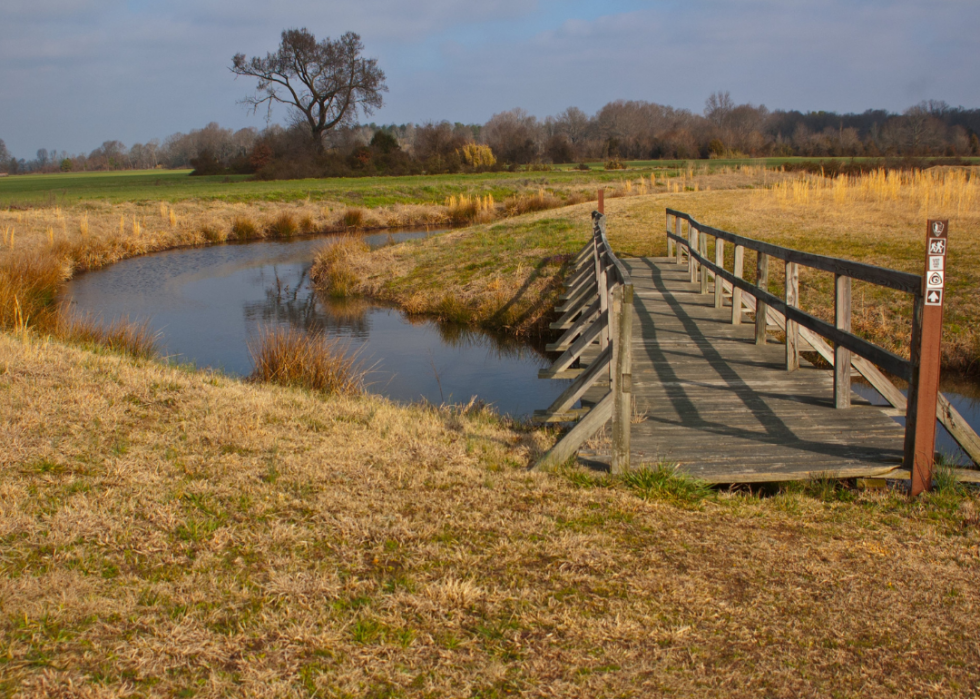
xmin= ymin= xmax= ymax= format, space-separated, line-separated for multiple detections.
xmin=906 ymin=219 xmax=948 ymax=496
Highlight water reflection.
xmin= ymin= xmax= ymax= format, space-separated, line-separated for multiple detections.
xmin=63 ymin=231 xmax=569 ymax=416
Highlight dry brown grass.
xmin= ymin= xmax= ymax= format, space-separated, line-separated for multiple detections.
xmin=55 ymin=312 xmax=158 ymax=359
xmin=248 ymin=325 xmax=363 ymax=395
xmin=317 ymin=165 xmax=978 ymax=371
xmin=309 ymin=169 xmax=787 ymax=338
xmin=309 ymin=236 xmax=373 ymax=298
xmin=1 ymin=331 xmax=979 ymax=696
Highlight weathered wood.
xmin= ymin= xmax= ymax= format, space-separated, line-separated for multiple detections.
xmin=546 ymin=309 xmax=608 ymax=374
xmin=598 ymin=260 xmax=609 ymax=353
xmin=531 ymin=408 xmax=592 ymax=423
xmin=714 ymin=238 xmax=725 ymax=309
xmin=546 ymin=299 xmax=600 ymax=352
xmin=555 ymin=280 xmax=596 ymax=313
xmin=689 ymin=221 xmax=698 ymax=284
xmin=533 ymin=392 xmax=614 ymax=471
xmin=666 ymin=209 xmax=922 ymax=294
xmin=675 ymin=217 xmax=684 ymax=266
xmin=667 ymin=214 xmax=675 ymax=260
xmin=710 ymin=264 xmax=979 ymax=465
xmin=785 ymin=261 xmax=799 ymax=371
xmin=700 ymin=232 xmax=710 ymax=295
xmin=755 ymin=251 xmax=769 ymax=345
xmin=550 ymin=288 xmax=595 ymax=330
xmin=732 ymin=245 xmax=744 ymax=325
xmin=703 ymin=256 xmax=913 ymax=380
xmin=611 ymin=285 xmax=634 ymax=474
xmin=834 ymin=274 xmax=852 ymax=408
xmin=539 ymin=346 xmax=613 ymax=417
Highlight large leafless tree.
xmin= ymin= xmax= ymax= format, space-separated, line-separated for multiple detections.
xmin=231 ymin=29 xmax=386 ymax=151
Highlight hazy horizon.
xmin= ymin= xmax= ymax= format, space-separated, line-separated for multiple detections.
xmin=2 ymin=0 xmax=978 ymax=158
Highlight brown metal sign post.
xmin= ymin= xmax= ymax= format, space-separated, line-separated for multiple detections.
xmin=598 ymin=188 xmax=605 ymax=215
xmin=907 ymin=219 xmax=948 ymax=496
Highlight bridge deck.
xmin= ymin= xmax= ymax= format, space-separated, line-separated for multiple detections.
xmin=580 ymin=257 xmax=906 ymax=482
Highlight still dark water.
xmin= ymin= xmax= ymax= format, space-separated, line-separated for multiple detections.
xmin=64 ymin=231 xmax=571 ymax=417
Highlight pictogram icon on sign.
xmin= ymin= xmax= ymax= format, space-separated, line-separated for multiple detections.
xmin=928 ymin=256 xmax=944 ymax=271
xmin=925 ymin=289 xmax=943 ymax=306
xmin=928 ymin=238 xmax=947 ymax=255
xmin=932 ymin=221 xmax=946 ymax=235
xmin=926 ymin=271 xmax=944 ymax=288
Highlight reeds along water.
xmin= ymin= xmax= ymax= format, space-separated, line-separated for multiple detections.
xmin=248 ymin=326 xmax=364 ymax=395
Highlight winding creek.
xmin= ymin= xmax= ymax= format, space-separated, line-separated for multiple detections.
xmin=62 ymin=231 xmax=979 ymax=464
xmin=63 ymin=231 xmax=572 ymax=418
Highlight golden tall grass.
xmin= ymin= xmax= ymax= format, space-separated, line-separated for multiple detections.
xmin=766 ymin=167 xmax=980 ymax=216
xmin=248 ymin=325 xmax=363 ymax=395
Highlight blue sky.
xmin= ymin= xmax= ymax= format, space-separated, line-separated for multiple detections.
xmin=1 ymin=0 xmax=978 ymax=157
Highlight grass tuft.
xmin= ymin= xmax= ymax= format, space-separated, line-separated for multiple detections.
xmin=56 ymin=313 xmax=158 ymax=359
xmin=310 ymin=237 xmax=371 ymax=298
xmin=342 ymin=208 xmax=365 ymax=229
xmin=248 ymin=326 xmax=363 ymax=395
xmin=268 ymin=212 xmax=298 ymax=238
xmin=619 ymin=464 xmax=714 ymax=507
xmin=231 ymin=216 xmax=259 ymax=240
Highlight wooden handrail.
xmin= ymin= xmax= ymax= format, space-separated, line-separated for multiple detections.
xmin=534 ymin=211 xmax=634 ymax=473
xmin=666 ymin=208 xmax=921 ymax=294
xmin=666 ymin=209 xmax=980 ymax=468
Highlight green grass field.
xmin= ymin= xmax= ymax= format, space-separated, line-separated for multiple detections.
xmin=6 ymin=157 xmax=973 ymax=207
xmin=0 ymin=168 xmax=644 ymax=207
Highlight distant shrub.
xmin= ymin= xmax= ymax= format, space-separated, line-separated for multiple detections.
xmin=458 ymin=144 xmax=496 ymax=168
xmin=576 ymin=163 xmax=590 ymax=171
xmin=604 ymin=160 xmax=626 ymax=170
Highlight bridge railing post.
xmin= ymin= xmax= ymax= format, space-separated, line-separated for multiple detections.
xmin=675 ymin=217 xmax=684 ymax=266
xmin=834 ymin=274 xmax=852 ymax=408
xmin=666 ymin=213 xmax=675 ymax=260
xmin=755 ymin=252 xmax=769 ymax=345
xmin=688 ymin=221 xmax=698 ymax=284
xmin=732 ymin=245 xmax=744 ymax=324
xmin=714 ymin=236 xmax=725 ymax=309
xmin=699 ymin=231 xmax=709 ymax=294
xmin=610 ymin=283 xmax=634 ymax=474
xmin=785 ymin=261 xmax=800 ymax=371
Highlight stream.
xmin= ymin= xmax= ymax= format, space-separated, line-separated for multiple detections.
xmin=61 ymin=231 xmax=979 ymax=464
xmin=63 ymin=231 xmax=572 ymax=417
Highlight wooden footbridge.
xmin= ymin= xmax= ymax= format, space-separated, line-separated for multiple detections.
xmin=533 ymin=209 xmax=980 ymax=491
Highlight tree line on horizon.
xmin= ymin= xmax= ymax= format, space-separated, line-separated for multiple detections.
xmin=3 ymin=94 xmax=979 ymax=179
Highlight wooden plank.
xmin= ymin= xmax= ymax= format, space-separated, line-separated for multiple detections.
xmin=533 ymin=392 xmax=614 ymax=471
xmin=555 ymin=280 xmax=596 ymax=313
xmin=546 ymin=299 xmax=600 ymax=352
xmin=546 ymin=309 xmax=608 ymax=374
xmin=714 ymin=237 xmax=725 ymax=309
xmin=540 ymin=346 xmax=612 ymax=416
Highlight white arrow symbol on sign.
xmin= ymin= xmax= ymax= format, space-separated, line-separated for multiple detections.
xmin=927 ymin=290 xmax=941 ymax=303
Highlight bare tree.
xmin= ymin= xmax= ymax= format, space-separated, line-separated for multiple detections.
xmin=232 ymin=29 xmax=387 ymax=152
